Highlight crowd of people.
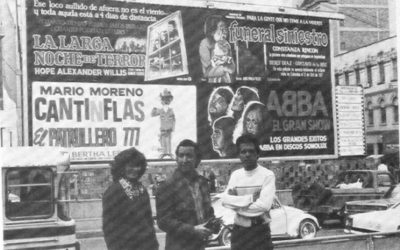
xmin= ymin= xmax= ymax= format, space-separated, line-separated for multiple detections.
xmin=102 ymin=134 xmax=276 ymax=250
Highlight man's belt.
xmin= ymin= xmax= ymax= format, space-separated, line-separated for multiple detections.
xmin=250 ymin=216 xmax=266 ymax=226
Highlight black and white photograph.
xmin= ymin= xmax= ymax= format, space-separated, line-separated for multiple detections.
xmin=1 ymin=0 xmax=399 ymax=250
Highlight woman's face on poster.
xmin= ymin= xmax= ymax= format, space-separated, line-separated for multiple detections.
xmin=211 ymin=127 xmax=224 ymax=151
xmin=213 ymin=21 xmax=227 ymax=41
xmin=209 ymin=93 xmax=228 ymax=115
xmin=244 ymin=107 xmax=262 ymax=135
xmin=231 ymin=93 xmax=244 ymax=112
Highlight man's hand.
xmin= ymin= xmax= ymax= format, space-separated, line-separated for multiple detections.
xmin=253 ymin=190 xmax=260 ymax=201
xmin=227 ymin=188 xmax=237 ymax=195
xmin=194 ymin=223 xmax=212 ymax=238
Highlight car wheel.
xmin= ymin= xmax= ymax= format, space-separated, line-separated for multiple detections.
xmin=299 ymin=219 xmax=317 ymax=239
xmin=218 ymin=225 xmax=232 ymax=246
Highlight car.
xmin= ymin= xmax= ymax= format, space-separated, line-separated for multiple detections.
xmin=208 ymin=194 xmax=320 ymax=247
xmin=345 ymin=184 xmax=400 ymax=216
xmin=344 ymin=202 xmax=400 ymax=234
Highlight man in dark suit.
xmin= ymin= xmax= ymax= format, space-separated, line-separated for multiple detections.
xmin=156 ymin=140 xmax=215 ymax=250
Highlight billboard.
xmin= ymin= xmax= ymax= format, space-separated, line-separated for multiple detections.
xmin=26 ymin=0 xmax=336 ymax=161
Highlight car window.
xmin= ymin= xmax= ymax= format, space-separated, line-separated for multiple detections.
xmin=6 ymin=168 xmax=53 ymax=220
xmin=391 ymin=185 xmax=400 ymax=199
xmin=377 ymin=174 xmax=392 ymax=187
xmin=271 ymin=198 xmax=281 ymax=210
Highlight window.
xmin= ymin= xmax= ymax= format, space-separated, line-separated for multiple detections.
xmin=377 ymin=174 xmax=392 ymax=187
xmin=393 ymin=97 xmax=398 ymax=123
xmin=380 ymin=100 xmax=386 ymax=124
xmin=378 ymin=143 xmax=383 ymax=154
xmin=366 ymin=66 xmax=372 ymax=87
xmin=6 ymin=168 xmax=53 ymax=220
xmin=345 ymin=72 xmax=350 ymax=85
xmin=271 ymin=198 xmax=281 ymax=210
xmin=367 ymin=102 xmax=374 ymax=125
xmin=366 ymin=143 xmax=374 ymax=155
xmin=0 ymin=82 xmax=3 ymax=110
xmin=355 ymin=68 xmax=360 ymax=85
xmin=340 ymin=41 xmax=346 ymax=51
xmin=335 ymin=74 xmax=339 ymax=86
xmin=378 ymin=61 xmax=385 ymax=84
xmin=392 ymin=58 xmax=398 ymax=81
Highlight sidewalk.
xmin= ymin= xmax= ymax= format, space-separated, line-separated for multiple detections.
xmin=77 ymin=222 xmax=163 ymax=239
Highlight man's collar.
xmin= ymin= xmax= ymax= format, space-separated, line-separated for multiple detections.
xmin=175 ymin=167 xmax=200 ymax=182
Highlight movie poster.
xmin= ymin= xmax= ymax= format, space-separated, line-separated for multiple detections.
xmin=31 ymin=82 xmax=196 ymax=161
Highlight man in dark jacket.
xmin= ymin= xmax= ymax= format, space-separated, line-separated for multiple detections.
xmin=156 ymin=139 xmax=215 ymax=250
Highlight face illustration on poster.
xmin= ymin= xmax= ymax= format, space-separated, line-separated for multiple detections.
xmin=207 ymin=87 xmax=234 ymax=125
xmin=208 ymin=86 xmax=271 ymax=156
xmin=228 ymin=86 xmax=260 ymax=121
xmin=211 ymin=116 xmax=236 ymax=158
xmin=242 ymin=101 xmax=265 ymax=137
xmin=231 ymin=100 xmax=271 ymax=144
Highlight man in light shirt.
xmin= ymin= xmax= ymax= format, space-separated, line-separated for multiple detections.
xmin=222 ymin=134 xmax=275 ymax=250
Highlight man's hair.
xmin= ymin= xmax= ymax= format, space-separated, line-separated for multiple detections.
xmin=235 ymin=134 xmax=261 ymax=154
xmin=237 ymin=87 xmax=259 ymax=104
xmin=216 ymin=87 xmax=234 ymax=104
xmin=110 ymin=147 xmax=147 ymax=182
xmin=175 ymin=139 xmax=202 ymax=163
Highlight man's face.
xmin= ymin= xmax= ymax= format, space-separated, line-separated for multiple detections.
xmin=211 ymin=127 xmax=224 ymax=151
xmin=124 ymin=163 xmax=142 ymax=181
xmin=239 ymin=142 xmax=259 ymax=171
xmin=245 ymin=108 xmax=262 ymax=135
xmin=231 ymin=94 xmax=244 ymax=112
xmin=209 ymin=93 xmax=228 ymax=115
xmin=176 ymin=146 xmax=198 ymax=174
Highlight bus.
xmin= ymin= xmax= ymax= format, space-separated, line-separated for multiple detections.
xmin=2 ymin=147 xmax=80 ymax=249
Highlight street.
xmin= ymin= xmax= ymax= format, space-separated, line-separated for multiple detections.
xmin=79 ymin=221 xmax=344 ymax=250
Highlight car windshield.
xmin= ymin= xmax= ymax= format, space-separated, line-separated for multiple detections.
xmin=390 ymin=202 xmax=400 ymax=209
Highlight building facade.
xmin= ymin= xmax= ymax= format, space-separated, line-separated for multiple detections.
xmin=300 ymin=0 xmax=396 ymax=56
xmin=334 ymin=36 xmax=398 ymax=157
xmin=0 ymin=0 xmax=20 ymax=147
